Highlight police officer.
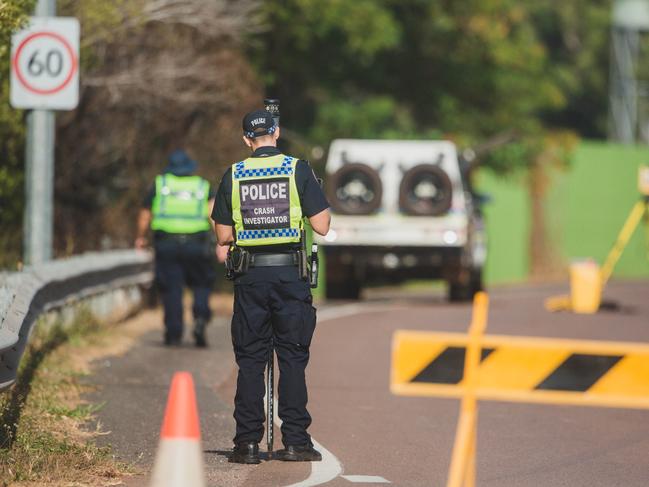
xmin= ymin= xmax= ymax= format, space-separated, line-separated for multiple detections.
xmin=212 ymin=109 xmax=330 ymax=464
xmin=136 ymin=149 xmax=217 ymax=347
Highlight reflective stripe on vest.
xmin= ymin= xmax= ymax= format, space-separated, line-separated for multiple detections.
xmin=231 ymin=154 xmax=302 ymax=246
xmin=150 ymin=174 xmax=211 ymax=234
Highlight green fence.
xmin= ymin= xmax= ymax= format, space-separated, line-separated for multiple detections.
xmin=478 ymin=141 xmax=649 ymax=284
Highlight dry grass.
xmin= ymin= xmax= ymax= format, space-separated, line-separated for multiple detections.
xmin=0 ymin=306 xmax=160 ymax=487
xmin=0 ymin=292 xmax=233 ymax=486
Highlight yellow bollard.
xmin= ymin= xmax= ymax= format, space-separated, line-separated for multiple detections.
xmin=569 ymin=260 xmax=602 ymax=314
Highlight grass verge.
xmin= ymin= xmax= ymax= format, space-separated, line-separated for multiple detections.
xmin=0 ymin=308 xmax=132 ymax=486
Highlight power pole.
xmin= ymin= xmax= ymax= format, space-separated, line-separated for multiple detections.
xmin=23 ymin=0 xmax=57 ymax=265
xmin=609 ymin=0 xmax=649 ymax=144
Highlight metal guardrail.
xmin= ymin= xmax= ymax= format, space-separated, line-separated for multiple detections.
xmin=0 ymin=250 xmax=153 ymax=391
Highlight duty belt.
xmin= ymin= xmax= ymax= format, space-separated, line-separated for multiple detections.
xmin=154 ymin=231 xmax=208 ymax=243
xmin=249 ymin=252 xmax=299 ymax=268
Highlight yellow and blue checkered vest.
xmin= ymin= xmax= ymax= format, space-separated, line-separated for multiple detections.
xmin=231 ymin=154 xmax=302 ymax=246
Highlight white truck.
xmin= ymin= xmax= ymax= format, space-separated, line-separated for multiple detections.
xmin=316 ymin=139 xmax=486 ymax=301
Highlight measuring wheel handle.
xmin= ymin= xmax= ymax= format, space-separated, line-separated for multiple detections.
xmin=267 ymin=345 xmax=275 ymax=457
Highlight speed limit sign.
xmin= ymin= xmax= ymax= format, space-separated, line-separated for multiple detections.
xmin=10 ymin=17 xmax=80 ymax=110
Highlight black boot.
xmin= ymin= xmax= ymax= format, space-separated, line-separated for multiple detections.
xmin=164 ymin=331 xmax=182 ymax=347
xmin=193 ymin=317 xmax=208 ymax=348
xmin=275 ymin=444 xmax=322 ymax=462
xmin=229 ymin=442 xmax=260 ymax=464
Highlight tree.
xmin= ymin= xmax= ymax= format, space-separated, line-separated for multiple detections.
xmin=1 ymin=0 xmax=264 ymax=262
xmin=0 ymin=0 xmax=35 ymax=267
xmin=530 ymin=0 xmax=611 ymax=138
xmin=0 ymin=0 xmax=616 ymax=270
xmin=251 ymin=1 xmax=611 ymax=161
xmin=0 ymin=1 xmax=34 ymax=39
xmin=53 ymin=0 xmax=263 ymax=254
xmin=249 ymin=0 xmax=611 ymax=276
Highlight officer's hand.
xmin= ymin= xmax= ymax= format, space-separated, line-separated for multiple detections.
xmin=135 ymin=237 xmax=148 ymax=250
xmin=216 ymin=244 xmax=229 ymax=263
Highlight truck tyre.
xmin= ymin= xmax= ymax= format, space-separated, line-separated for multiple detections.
xmin=448 ymin=269 xmax=483 ymax=302
xmin=399 ymin=164 xmax=453 ymax=216
xmin=328 ymin=163 xmax=383 ymax=215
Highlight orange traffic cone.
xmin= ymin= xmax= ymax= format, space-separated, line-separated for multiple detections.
xmin=150 ymin=372 xmax=206 ymax=487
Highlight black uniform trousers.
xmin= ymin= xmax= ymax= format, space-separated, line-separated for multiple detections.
xmin=231 ymin=266 xmax=317 ymax=447
xmin=154 ymin=232 xmax=216 ymax=339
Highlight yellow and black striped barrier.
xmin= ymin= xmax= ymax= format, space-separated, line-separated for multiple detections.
xmin=391 ymin=330 xmax=649 ymax=410
xmin=392 ymin=291 xmax=649 ymax=487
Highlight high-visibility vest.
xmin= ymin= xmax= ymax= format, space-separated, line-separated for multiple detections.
xmin=231 ymin=154 xmax=302 ymax=246
xmin=150 ymin=174 xmax=211 ymax=234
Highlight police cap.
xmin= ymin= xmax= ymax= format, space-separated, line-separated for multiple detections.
xmin=242 ymin=109 xmax=277 ymax=139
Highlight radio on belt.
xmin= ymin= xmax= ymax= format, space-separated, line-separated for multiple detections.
xmin=309 ymin=243 xmax=319 ymax=288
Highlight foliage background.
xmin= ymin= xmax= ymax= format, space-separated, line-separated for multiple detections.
xmin=0 ymin=0 xmax=616 ymax=273
xmin=0 ymin=0 xmax=34 ymax=266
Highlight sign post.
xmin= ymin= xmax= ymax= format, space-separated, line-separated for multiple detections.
xmin=10 ymin=1 xmax=79 ymax=265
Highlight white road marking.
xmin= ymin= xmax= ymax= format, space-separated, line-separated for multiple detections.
xmin=317 ymin=302 xmax=408 ymax=323
xmin=271 ymin=398 xmax=343 ymax=487
xmin=269 ymin=303 xmax=399 ymax=487
xmin=284 ymin=436 xmax=343 ymax=487
xmin=341 ymin=475 xmax=391 ymax=483
xmin=317 ymin=303 xmax=373 ymax=322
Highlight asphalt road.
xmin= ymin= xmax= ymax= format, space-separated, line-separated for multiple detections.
xmin=90 ymin=280 xmax=649 ymax=486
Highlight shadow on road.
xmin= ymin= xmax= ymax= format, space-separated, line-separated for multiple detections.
xmin=203 ymin=449 xmax=274 ymax=462
xmin=324 ymin=286 xmax=459 ymax=308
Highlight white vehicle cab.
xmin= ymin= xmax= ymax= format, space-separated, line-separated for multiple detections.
xmin=316 ymin=139 xmax=486 ymax=301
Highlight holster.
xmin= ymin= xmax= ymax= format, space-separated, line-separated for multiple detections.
xmin=225 ymin=246 xmax=250 ymax=280
xmin=297 ymin=249 xmax=309 ymax=281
